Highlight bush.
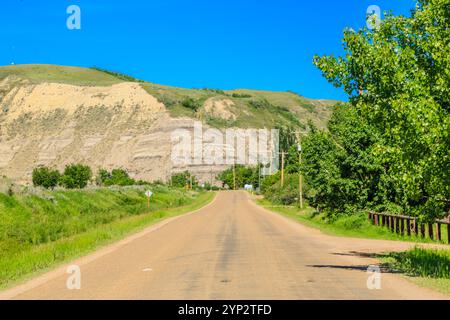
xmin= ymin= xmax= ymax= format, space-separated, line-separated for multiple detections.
xmin=171 ymin=171 xmax=197 ymax=188
xmin=32 ymin=167 xmax=61 ymax=189
xmin=181 ymin=98 xmax=202 ymax=111
xmin=231 ymin=93 xmax=252 ymax=98
xmin=96 ymin=168 xmax=137 ymax=186
xmin=263 ymin=174 xmax=299 ymax=205
xmin=60 ymin=164 xmax=92 ymax=189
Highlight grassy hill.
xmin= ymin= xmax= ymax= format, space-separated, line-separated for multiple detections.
xmin=0 ymin=64 xmax=337 ymax=129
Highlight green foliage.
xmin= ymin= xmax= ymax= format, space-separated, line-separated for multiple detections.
xmin=231 ymin=93 xmax=252 ymax=98
xmin=60 ymin=164 xmax=92 ymax=189
xmin=217 ymin=165 xmax=259 ymax=189
xmin=312 ymin=0 xmax=450 ymax=220
xmin=200 ymin=88 xmax=226 ymax=95
xmin=171 ymin=171 xmax=197 ymax=188
xmin=387 ymin=248 xmax=450 ymax=279
xmin=248 ymin=99 xmax=272 ymax=109
xmin=181 ymin=97 xmax=202 ymax=111
xmin=97 ymin=168 xmax=136 ymax=186
xmin=0 ymin=186 xmax=210 ymax=287
xmin=90 ymin=67 xmax=143 ymax=82
xmin=155 ymin=94 xmax=178 ymax=108
xmin=263 ymin=174 xmax=300 ymax=205
xmin=32 ymin=167 xmax=61 ymax=189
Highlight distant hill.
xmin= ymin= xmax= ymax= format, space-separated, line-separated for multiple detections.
xmin=0 ymin=64 xmax=338 ymax=184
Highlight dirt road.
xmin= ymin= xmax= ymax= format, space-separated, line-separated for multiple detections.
xmin=1 ymin=191 xmax=447 ymax=300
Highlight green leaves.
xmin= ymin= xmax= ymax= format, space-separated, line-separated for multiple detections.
xmin=311 ymin=0 xmax=450 ymax=219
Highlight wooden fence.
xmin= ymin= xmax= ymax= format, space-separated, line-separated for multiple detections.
xmin=368 ymin=211 xmax=450 ymax=244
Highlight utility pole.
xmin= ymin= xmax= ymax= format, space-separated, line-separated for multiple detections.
xmin=233 ymin=164 xmax=236 ymax=190
xmin=298 ymin=141 xmax=303 ymax=209
xmin=280 ymin=151 xmax=287 ymax=187
xmin=296 ymin=131 xmax=306 ymax=209
xmin=210 ymin=168 xmax=213 ymax=191
xmin=258 ymin=163 xmax=261 ymax=192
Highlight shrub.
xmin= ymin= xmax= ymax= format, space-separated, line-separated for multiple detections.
xmin=60 ymin=164 xmax=92 ymax=189
xmin=96 ymin=168 xmax=136 ymax=186
xmin=95 ymin=169 xmax=111 ymax=186
xmin=171 ymin=171 xmax=197 ymax=188
xmin=231 ymin=93 xmax=252 ymax=98
xmin=181 ymin=98 xmax=202 ymax=111
xmin=32 ymin=167 xmax=61 ymax=189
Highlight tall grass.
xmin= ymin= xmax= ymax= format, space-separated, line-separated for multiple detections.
xmin=0 ymin=186 xmax=213 ymax=288
xmin=387 ymin=248 xmax=450 ymax=279
xmin=256 ymin=198 xmax=448 ymax=244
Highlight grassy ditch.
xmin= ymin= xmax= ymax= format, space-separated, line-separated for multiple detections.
xmin=0 ymin=185 xmax=215 ymax=288
xmin=380 ymin=248 xmax=450 ymax=296
xmin=256 ymin=198 xmax=449 ymax=244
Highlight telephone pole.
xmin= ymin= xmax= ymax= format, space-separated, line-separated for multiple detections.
xmin=210 ymin=168 xmax=213 ymax=191
xmin=280 ymin=151 xmax=287 ymax=187
xmin=296 ymin=130 xmax=306 ymax=209
xmin=233 ymin=164 xmax=236 ymax=190
xmin=298 ymin=142 xmax=303 ymax=209
xmin=258 ymin=163 xmax=261 ymax=192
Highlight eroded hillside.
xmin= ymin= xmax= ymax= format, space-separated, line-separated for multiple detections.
xmin=0 ymin=64 xmax=336 ymax=184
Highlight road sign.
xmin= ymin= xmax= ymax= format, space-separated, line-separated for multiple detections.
xmin=145 ymin=190 xmax=153 ymax=209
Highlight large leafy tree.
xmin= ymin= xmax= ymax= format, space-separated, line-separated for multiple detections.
xmin=313 ymin=0 xmax=449 ymax=219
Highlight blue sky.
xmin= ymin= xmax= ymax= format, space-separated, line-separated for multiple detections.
xmin=0 ymin=0 xmax=417 ymax=100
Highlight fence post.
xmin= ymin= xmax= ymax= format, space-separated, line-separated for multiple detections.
xmin=447 ymin=224 xmax=450 ymax=244
xmin=420 ymin=224 xmax=426 ymax=238
xmin=428 ymin=223 xmax=434 ymax=240
xmin=374 ymin=214 xmax=379 ymax=226
xmin=381 ymin=215 xmax=386 ymax=227
xmin=406 ymin=219 xmax=411 ymax=236
xmin=414 ymin=219 xmax=418 ymax=235
xmin=400 ymin=218 xmax=405 ymax=236
xmin=391 ymin=216 xmax=395 ymax=232
xmin=395 ymin=216 xmax=400 ymax=234
xmin=436 ymin=223 xmax=441 ymax=242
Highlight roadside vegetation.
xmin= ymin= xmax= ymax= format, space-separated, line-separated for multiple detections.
xmin=0 ymin=165 xmax=216 ymax=288
xmin=227 ymin=0 xmax=450 ymax=296
xmin=380 ymin=248 xmax=450 ymax=296
xmin=236 ymin=0 xmax=450 ymax=233
xmin=256 ymin=198 xmax=448 ymax=244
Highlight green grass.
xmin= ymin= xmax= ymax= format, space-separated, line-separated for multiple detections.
xmin=0 ymin=186 xmax=215 ymax=289
xmin=380 ymin=248 xmax=450 ymax=296
xmin=0 ymin=64 xmax=337 ymax=130
xmin=256 ymin=198 xmax=449 ymax=244
xmin=257 ymin=198 xmax=450 ymax=296
xmin=0 ymin=64 xmax=123 ymax=86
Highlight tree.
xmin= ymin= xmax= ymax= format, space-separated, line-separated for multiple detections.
xmin=313 ymin=0 xmax=450 ymax=219
xmin=60 ymin=164 xmax=92 ymax=189
xmin=95 ymin=169 xmax=111 ymax=186
xmin=32 ymin=167 xmax=61 ymax=189
xmin=217 ymin=165 xmax=258 ymax=189
xmin=171 ymin=171 xmax=197 ymax=188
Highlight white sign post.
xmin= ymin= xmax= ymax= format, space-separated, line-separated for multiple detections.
xmin=145 ymin=190 xmax=153 ymax=209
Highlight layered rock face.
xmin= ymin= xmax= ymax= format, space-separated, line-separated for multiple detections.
xmin=0 ymin=78 xmax=232 ymax=185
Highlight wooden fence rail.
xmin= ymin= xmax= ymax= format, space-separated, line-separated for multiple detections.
xmin=368 ymin=211 xmax=450 ymax=244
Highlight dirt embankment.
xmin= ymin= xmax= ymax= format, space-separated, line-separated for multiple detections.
xmin=0 ymin=78 xmax=231 ymax=184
